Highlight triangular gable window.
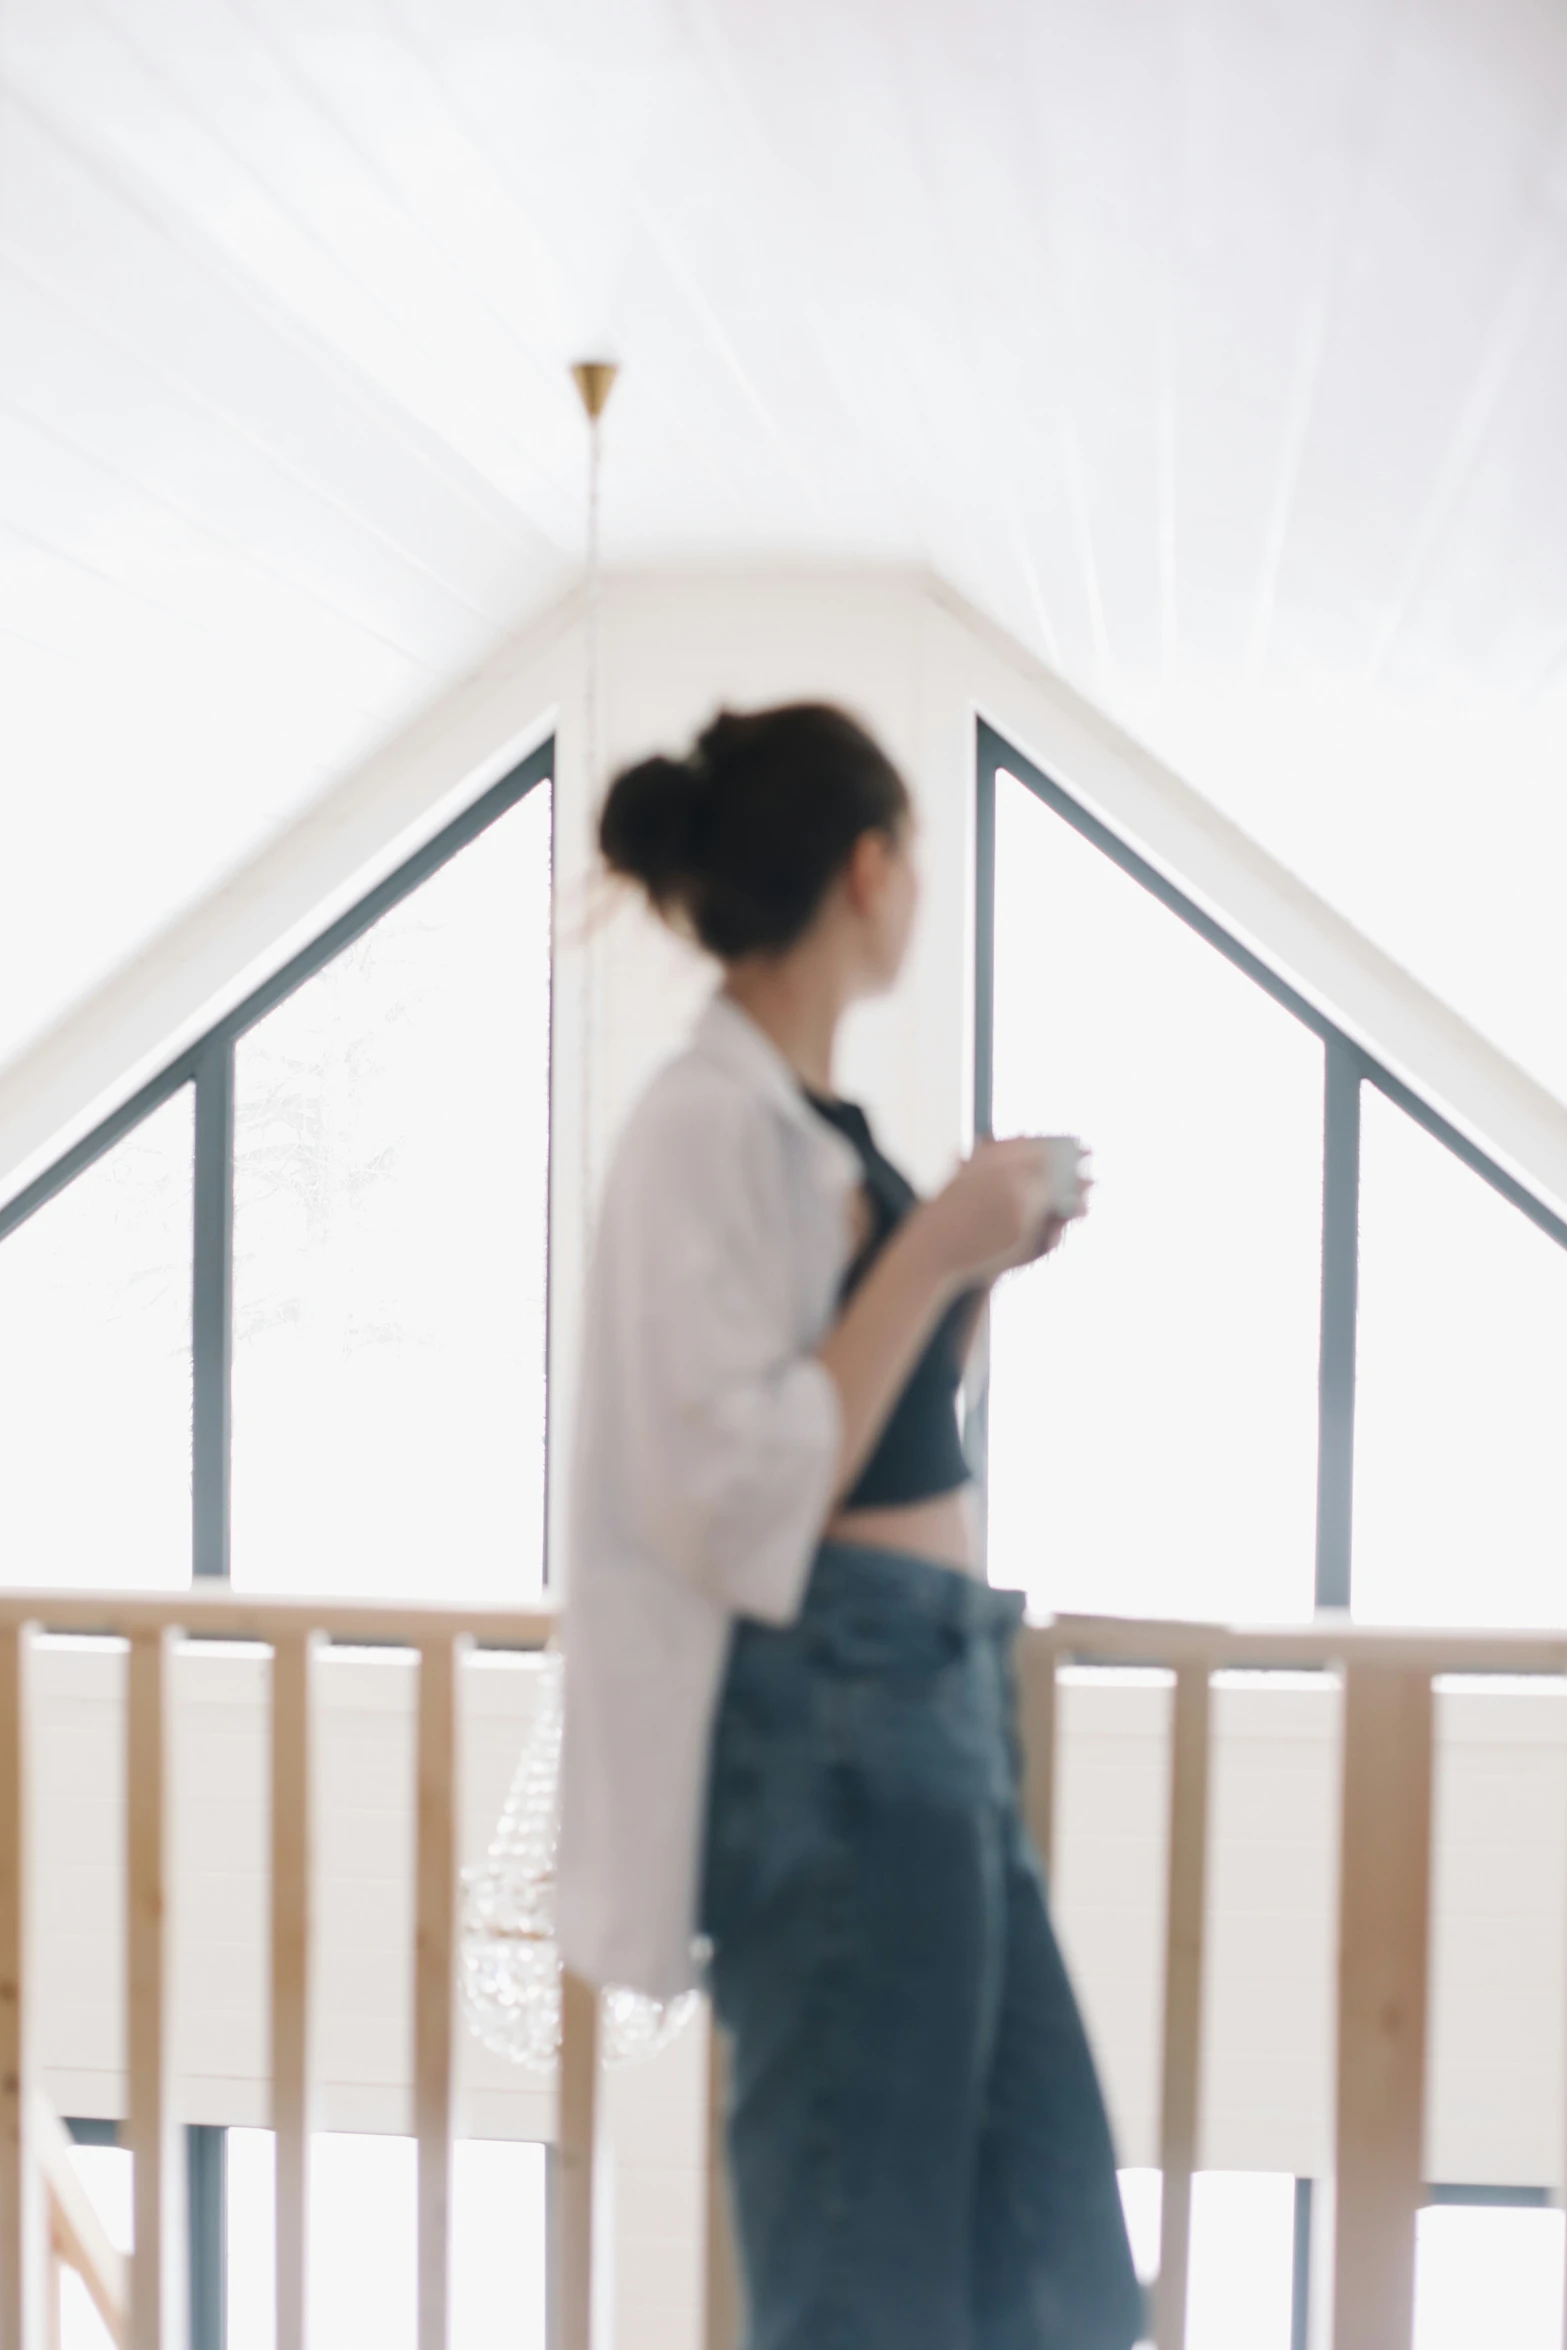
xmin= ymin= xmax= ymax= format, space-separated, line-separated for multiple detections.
xmin=0 ymin=744 xmax=552 ymax=1602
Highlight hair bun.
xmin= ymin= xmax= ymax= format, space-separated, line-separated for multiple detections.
xmin=694 ymin=711 xmax=744 ymax=770
xmin=598 ymin=753 xmax=708 ymax=900
xmin=598 ymin=701 xmax=910 ymax=959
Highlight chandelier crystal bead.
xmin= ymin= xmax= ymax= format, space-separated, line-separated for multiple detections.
xmin=460 ymin=1653 xmax=698 ymax=2072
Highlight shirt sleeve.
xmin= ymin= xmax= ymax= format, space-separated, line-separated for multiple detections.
xmin=597 ymin=1080 xmax=843 ymax=1624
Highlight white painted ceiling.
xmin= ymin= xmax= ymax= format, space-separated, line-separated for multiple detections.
xmin=3 ymin=0 xmax=1567 ymax=1096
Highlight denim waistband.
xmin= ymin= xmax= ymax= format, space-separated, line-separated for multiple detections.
xmin=803 ymin=1539 xmax=1026 ymax=1644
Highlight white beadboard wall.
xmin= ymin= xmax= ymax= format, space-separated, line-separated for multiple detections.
xmin=1053 ymin=1668 xmax=1567 ymax=2190
xmin=33 ymin=1638 xmax=555 ymax=2139
xmin=35 ymin=1650 xmax=1567 ymax=2180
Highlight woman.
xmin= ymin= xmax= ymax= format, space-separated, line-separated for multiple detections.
xmin=559 ymin=704 xmax=1143 ymax=2350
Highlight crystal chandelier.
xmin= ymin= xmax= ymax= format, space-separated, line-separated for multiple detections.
xmin=460 ymin=1651 xmax=698 ymax=2072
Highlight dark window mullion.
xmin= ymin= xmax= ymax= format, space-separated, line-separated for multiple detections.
xmin=973 ymin=748 xmax=997 ymax=1145
xmin=966 ymin=752 xmax=999 ymax=1570
xmin=212 ymin=739 xmax=553 ymax=1053
xmin=192 ymin=1038 xmax=234 ymax=1582
xmin=1291 ymin=2178 xmax=1314 ymax=2350
xmin=1314 ymin=1039 xmax=1361 ymax=1610
xmin=188 ymin=2123 xmax=227 ymax=2350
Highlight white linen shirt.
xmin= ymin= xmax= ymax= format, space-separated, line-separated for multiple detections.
xmin=558 ymin=992 xmax=862 ymax=1999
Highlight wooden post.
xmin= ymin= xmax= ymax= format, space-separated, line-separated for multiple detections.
xmin=272 ymin=1631 xmax=315 ymax=2350
xmin=704 ymin=2008 xmax=740 ymax=2350
xmin=1332 ymin=1665 xmax=1432 ymax=2350
xmin=556 ymin=1972 xmax=599 ymax=2350
xmin=415 ymin=1636 xmax=463 ymax=2350
xmin=1155 ymin=1665 xmax=1212 ymax=2350
xmin=127 ymin=1627 xmax=182 ymax=2350
xmin=1017 ymin=1630 xmax=1059 ymax=1876
xmin=0 ymin=1623 xmax=43 ymax=2350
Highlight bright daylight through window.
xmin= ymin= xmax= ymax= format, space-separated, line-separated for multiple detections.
xmin=986 ymin=762 xmax=1323 ymax=1625
xmin=57 ymin=2135 xmax=546 ymax=2350
xmin=1353 ymin=1084 xmax=1567 ymax=1628
xmin=985 ymin=746 xmax=1567 ymax=1637
xmin=231 ymin=779 xmax=552 ymax=1601
xmin=0 ymin=770 xmax=552 ymax=1604
xmin=0 ymin=1087 xmax=194 ymax=1589
xmin=225 ymin=2130 xmax=545 ymax=2350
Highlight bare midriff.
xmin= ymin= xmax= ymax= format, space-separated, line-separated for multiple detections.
xmin=824 ymin=1485 xmax=984 ymax=1577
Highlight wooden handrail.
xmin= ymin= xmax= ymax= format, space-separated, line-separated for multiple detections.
xmin=0 ymin=1590 xmax=555 ymax=1647
xmin=1038 ymin=1611 xmax=1567 ymax=1674
xmin=9 ymin=1582 xmax=1562 ymax=1663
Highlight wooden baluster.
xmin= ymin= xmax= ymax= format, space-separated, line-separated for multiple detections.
xmin=1155 ymin=1664 xmax=1212 ymax=2350
xmin=1332 ymin=1665 xmax=1432 ymax=2350
xmin=556 ymin=1972 xmax=599 ymax=2350
xmin=272 ymin=1631 xmax=315 ymax=2350
xmin=704 ymin=2007 xmax=740 ymax=2350
xmin=415 ymin=1636 xmax=463 ymax=2350
xmin=0 ymin=1622 xmax=43 ymax=2350
xmin=127 ymin=1627 xmax=181 ymax=2350
xmin=1017 ymin=1629 xmax=1059 ymax=1876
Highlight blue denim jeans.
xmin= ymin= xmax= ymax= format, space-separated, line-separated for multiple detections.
xmin=700 ymin=1540 xmax=1144 ymax=2350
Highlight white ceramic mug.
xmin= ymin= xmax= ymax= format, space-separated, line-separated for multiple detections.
xmin=1040 ymin=1134 xmax=1089 ymax=1220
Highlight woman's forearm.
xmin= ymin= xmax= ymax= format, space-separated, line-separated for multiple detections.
xmin=816 ymin=1213 xmax=961 ymax=1497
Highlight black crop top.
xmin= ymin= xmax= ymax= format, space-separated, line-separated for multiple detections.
xmin=804 ymin=1091 xmax=977 ymax=1510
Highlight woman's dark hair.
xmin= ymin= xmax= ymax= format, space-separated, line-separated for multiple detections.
xmin=599 ymin=703 xmax=910 ymax=958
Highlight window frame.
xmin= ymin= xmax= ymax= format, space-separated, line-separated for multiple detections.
xmin=975 ymin=717 xmax=1567 ymax=1610
xmin=0 ymin=737 xmax=554 ymax=1584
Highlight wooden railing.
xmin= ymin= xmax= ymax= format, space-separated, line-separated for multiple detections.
xmin=0 ymin=1591 xmax=552 ymax=2350
xmin=1012 ymin=1613 xmax=1567 ymax=2350
xmin=2 ymin=1592 xmax=1563 ymax=2350
xmin=684 ymin=1611 xmax=1567 ymax=2350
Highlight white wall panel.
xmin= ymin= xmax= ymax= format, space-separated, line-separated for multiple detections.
xmin=1043 ymin=1670 xmax=1567 ymax=2189
xmin=31 ymin=1646 xmax=1567 ymax=2197
xmin=32 ymin=1638 xmax=552 ymax=2141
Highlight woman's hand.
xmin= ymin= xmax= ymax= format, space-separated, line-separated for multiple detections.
xmin=914 ymin=1139 xmax=1085 ymax=1292
xmin=1021 ymin=1210 xmax=1072 ymax=1267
